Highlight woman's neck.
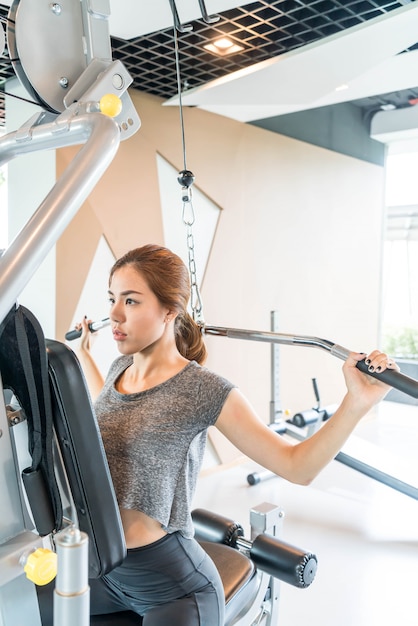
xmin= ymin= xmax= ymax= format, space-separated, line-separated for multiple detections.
xmin=117 ymin=349 xmax=189 ymax=394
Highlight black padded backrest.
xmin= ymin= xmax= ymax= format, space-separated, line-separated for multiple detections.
xmin=46 ymin=338 xmax=126 ymax=577
xmin=0 ymin=306 xmax=63 ymax=533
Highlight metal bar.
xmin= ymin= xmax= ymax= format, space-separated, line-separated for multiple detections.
xmin=335 ymin=450 xmax=418 ymax=500
xmin=203 ymin=324 xmax=418 ymax=398
xmin=204 ymin=325 xmax=337 ymax=352
xmin=53 ymin=528 xmax=89 ymax=626
xmin=0 ymin=112 xmax=120 ymax=325
xmin=197 ymin=0 xmax=220 ymax=24
xmin=168 ymin=0 xmax=193 ymax=32
xmin=248 ymin=447 xmax=418 ymax=500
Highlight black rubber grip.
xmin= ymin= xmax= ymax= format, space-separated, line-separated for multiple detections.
xmin=290 ymin=408 xmax=322 ymax=428
xmin=65 ymin=318 xmax=110 ymax=341
xmin=289 ymin=404 xmax=337 ymax=428
xmin=250 ymin=533 xmax=317 ymax=588
xmin=356 ymin=359 xmax=418 ymax=398
xmin=65 ymin=328 xmax=82 ymax=341
xmin=247 ymin=469 xmax=276 ymax=485
xmin=22 ymin=466 xmax=56 ymax=536
xmin=247 ymin=472 xmax=261 ymax=485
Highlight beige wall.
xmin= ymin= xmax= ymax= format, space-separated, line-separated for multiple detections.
xmin=57 ymin=90 xmax=385 ymax=424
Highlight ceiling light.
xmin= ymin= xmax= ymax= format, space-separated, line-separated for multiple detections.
xmin=204 ymin=37 xmax=244 ymax=57
xmin=335 ymin=84 xmax=349 ymax=92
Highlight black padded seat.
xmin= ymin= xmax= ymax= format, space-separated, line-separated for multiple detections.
xmin=89 ymin=541 xmax=259 ymax=625
xmin=199 ymin=541 xmax=259 ymax=625
xmin=40 ymin=541 xmax=259 ymax=625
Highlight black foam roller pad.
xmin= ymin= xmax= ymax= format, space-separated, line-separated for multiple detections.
xmin=192 ymin=508 xmax=244 ymax=547
xmin=250 ymin=533 xmax=317 ymax=588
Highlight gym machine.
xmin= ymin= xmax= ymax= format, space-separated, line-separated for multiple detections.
xmin=0 ymin=2 xmax=318 ymax=625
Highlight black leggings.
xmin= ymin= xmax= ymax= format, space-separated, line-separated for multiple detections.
xmin=90 ymin=532 xmax=225 ymax=625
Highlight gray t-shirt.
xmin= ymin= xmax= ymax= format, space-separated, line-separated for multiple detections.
xmin=94 ymin=357 xmax=235 ymax=538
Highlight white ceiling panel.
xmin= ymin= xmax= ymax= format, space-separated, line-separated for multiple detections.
xmin=108 ymin=0 xmax=252 ymax=39
xmin=164 ymin=3 xmax=418 ymax=121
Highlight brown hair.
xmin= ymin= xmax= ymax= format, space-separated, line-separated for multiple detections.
xmin=109 ymin=244 xmax=207 ymax=364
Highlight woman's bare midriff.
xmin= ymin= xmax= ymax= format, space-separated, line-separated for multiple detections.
xmin=120 ymin=508 xmax=167 ymax=548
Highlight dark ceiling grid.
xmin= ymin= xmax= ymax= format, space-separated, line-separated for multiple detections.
xmin=110 ymin=0 xmax=411 ymax=100
xmin=0 ymin=0 xmax=417 ymax=127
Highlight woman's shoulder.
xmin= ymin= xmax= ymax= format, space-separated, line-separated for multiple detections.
xmin=185 ymin=360 xmax=235 ymax=390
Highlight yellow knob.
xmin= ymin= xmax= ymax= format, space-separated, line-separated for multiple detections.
xmin=24 ymin=548 xmax=57 ymax=586
xmin=99 ymin=93 xmax=123 ymax=118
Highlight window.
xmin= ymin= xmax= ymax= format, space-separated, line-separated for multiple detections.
xmin=382 ymin=152 xmax=418 ymax=358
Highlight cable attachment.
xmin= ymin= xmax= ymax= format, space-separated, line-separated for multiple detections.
xmin=198 ymin=0 xmax=220 ymax=24
xmin=178 ymin=170 xmax=204 ymax=325
xmin=168 ymin=0 xmax=219 ymax=32
xmin=178 ymin=169 xmax=196 ymax=225
xmin=178 ymin=169 xmax=195 ymax=188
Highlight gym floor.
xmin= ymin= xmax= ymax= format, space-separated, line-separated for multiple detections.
xmin=193 ymin=400 xmax=418 ymax=626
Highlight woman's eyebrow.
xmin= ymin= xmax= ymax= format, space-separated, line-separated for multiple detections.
xmin=107 ymin=290 xmax=143 ymax=296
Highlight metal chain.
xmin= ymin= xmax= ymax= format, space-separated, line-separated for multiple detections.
xmin=181 ymin=186 xmax=204 ymax=324
xmin=172 ymin=16 xmax=205 ymax=325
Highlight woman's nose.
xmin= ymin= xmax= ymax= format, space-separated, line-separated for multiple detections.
xmin=110 ymin=303 xmax=123 ymax=323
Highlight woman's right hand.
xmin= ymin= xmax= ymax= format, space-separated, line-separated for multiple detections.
xmin=72 ymin=316 xmax=104 ymax=401
xmin=75 ymin=316 xmax=95 ymax=352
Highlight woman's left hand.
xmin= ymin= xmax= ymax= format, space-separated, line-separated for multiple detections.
xmin=343 ymin=350 xmax=400 ymax=410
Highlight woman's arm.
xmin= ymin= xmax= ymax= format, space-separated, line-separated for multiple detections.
xmin=215 ymin=350 xmax=397 ymax=486
xmin=72 ymin=317 xmax=105 ymax=401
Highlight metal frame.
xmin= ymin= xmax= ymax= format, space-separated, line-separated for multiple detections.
xmin=0 ymin=110 xmax=121 ymax=324
xmin=229 ymin=504 xmax=283 ymax=626
xmin=0 ymin=2 xmax=140 ymax=625
xmin=203 ymin=324 xmax=418 ymax=398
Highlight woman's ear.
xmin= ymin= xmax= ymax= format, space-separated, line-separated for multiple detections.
xmin=165 ymin=310 xmax=177 ymax=323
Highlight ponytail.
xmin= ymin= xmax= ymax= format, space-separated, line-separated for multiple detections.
xmin=175 ymin=312 xmax=207 ymax=364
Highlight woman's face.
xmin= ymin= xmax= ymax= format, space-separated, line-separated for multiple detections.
xmin=108 ymin=265 xmax=170 ymax=355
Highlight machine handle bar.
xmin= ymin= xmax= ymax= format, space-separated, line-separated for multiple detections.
xmin=65 ymin=318 xmax=110 ymax=341
xmin=203 ymin=325 xmax=418 ymax=399
xmin=64 ymin=320 xmax=418 ymax=397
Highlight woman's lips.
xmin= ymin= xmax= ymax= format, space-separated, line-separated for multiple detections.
xmin=113 ymin=329 xmax=127 ymax=341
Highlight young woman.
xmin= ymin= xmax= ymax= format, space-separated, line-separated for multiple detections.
xmin=74 ymin=243 xmax=397 ymax=626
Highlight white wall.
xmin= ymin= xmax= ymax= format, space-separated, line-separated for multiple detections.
xmin=201 ymin=131 xmax=385 ymax=419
